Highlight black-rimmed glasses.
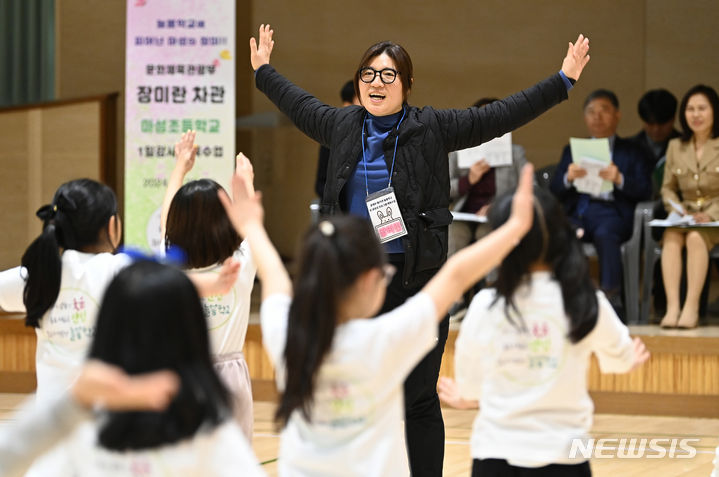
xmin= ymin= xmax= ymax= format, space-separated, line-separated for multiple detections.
xmin=359 ymin=67 xmax=399 ymax=84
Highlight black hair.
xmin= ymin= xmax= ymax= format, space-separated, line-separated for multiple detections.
xmin=583 ymin=89 xmax=619 ymax=110
xmin=340 ymin=80 xmax=356 ymax=104
xmin=21 ymin=179 xmax=118 ymax=328
xmin=165 ymin=179 xmax=242 ymax=268
xmin=488 ymin=187 xmax=598 ymax=343
xmin=638 ymin=89 xmax=677 ymax=124
xmin=354 ymin=41 xmax=414 ymax=103
xmin=678 ymin=84 xmax=719 ymax=142
xmin=275 ymin=215 xmax=385 ymax=427
xmin=88 ymin=261 xmax=231 ymax=450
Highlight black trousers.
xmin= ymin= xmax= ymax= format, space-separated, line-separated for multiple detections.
xmin=472 ymin=459 xmax=591 ymax=477
xmin=380 ymin=254 xmax=450 ymax=477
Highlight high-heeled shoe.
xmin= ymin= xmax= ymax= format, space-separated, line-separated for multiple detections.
xmin=676 ymin=308 xmax=699 ymax=329
xmin=659 ymin=309 xmax=679 ymax=328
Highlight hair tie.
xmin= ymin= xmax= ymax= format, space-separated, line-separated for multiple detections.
xmin=36 ymin=204 xmax=57 ymax=221
xmin=318 ymin=221 xmax=335 ymax=237
xmin=56 ymin=192 xmax=78 ymax=212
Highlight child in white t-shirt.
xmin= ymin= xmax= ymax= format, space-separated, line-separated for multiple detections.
xmin=160 ymin=131 xmax=258 ymax=439
xmin=0 ymin=360 xmax=179 ymax=477
xmin=219 ymin=156 xmax=537 ymax=476
xmin=0 ymin=179 xmax=130 ymax=477
xmin=0 ymin=178 xmax=239 ymax=477
xmin=0 ymin=179 xmax=126 ymax=406
xmin=66 ymin=261 xmax=263 ymax=476
xmin=454 ymin=187 xmax=650 ymax=476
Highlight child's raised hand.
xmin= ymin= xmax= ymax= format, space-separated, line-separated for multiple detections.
xmin=187 ymin=258 xmax=240 ymax=297
xmin=508 ymin=163 xmax=535 ymax=237
xmin=630 ymin=337 xmax=650 ymax=371
xmin=215 ymin=257 xmax=241 ymax=295
xmin=174 ymin=130 xmax=198 ymax=175
xmin=235 ymin=152 xmax=255 ymax=196
xmin=72 ymin=360 xmax=179 ymax=411
xmin=437 ymin=377 xmax=479 ymax=410
xmin=219 ymin=154 xmax=264 ymax=237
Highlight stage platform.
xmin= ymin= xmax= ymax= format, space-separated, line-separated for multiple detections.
xmin=218 ymin=321 xmax=719 ymax=418
xmin=2 ymin=313 xmax=718 ymax=418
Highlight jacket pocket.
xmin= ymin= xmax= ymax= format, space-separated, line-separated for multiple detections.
xmin=414 ymin=207 xmax=453 ymax=272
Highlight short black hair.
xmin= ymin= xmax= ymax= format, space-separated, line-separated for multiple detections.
xmin=584 ymin=89 xmax=619 ymax=110
xmin=638 ymin=89 xmax=677 ymax=124
xmin=166 ymin=179 xmax=242 ymax=268
xmin=340 ymin=80 xmax=355 ymax=103
xmin=355 ymin=41 xmax=414 ymax=103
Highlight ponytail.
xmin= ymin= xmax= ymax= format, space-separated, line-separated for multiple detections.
xmin=274 ymin=217 xmax=384 ymax=427
xmin=20 ymin=179 xmax=118 ymax=327
xmin=21 ymin=223 xmax=62 ymax=327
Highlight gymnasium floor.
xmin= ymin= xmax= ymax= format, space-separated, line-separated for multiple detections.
xmin=1 ymin=394 xmax=717 ymax=476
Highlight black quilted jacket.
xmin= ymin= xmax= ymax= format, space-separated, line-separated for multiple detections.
xmin=256 ymin=65 xmax=569 ymax=288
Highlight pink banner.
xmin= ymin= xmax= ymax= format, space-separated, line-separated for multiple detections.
xmin=125 ymin=0 xmax=235 ymax=250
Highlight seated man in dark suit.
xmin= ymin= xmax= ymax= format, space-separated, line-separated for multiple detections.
xmin=550 ymin=89 xmax=652 ymax=314
xmin=630 ymin=89 xmax=681 ymax=194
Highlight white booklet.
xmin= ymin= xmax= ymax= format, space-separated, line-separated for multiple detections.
xmin=649 ymin=212 xmax=719 ymax=227
xmin=456 ymin=132 xmax=512 ymax=169
xmin=648 ymin=211 xmax=695 ymax=227
xmin=451 ymin=211 xmax=488 ymax=223
xmin=649 ymin=199 xmax=719 ymax=227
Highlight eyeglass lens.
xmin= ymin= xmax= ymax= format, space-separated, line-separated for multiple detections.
xmin=360 ymin=67 xmax=397 ymax=84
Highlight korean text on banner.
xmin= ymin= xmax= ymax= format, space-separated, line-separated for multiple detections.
xmin=125 ymin=0 xmax=235 ymax=251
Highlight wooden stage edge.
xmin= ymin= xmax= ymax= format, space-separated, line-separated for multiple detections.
xmin=248 ymin=387 xmax=719 ymax=420
xmin=2 ymin=321 xmax=719 ymax=419
xmin=591 ymin=391 xmax=719 ymax=418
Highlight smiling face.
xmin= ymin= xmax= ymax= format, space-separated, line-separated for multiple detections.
xmin=685 ymin=93 xmax=714 ymax=138
xmin=358 ymin=53 xmax=405 ymax=117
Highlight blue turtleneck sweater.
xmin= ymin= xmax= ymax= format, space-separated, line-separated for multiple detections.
xmin=346 ymin=109 xmax=404 ymax=253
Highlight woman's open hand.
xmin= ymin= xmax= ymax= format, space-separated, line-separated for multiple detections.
xmin=561 ymin=34 xmax=590 ymax=81
xmin=250 ymin=24 xmax=274 ymax=71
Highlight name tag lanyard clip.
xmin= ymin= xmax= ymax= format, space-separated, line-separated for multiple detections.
xmin=361 ymin=107 xmax=409 ymax=243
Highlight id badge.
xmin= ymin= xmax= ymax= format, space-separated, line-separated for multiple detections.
xmin=365 ymin=187 xmax=408 ymax=243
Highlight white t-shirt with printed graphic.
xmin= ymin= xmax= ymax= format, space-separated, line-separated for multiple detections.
xmin=260 ymin=292 xmax=438 ymax=477
xmin=160 ymin=238 xmax=257 ymax=356
xmin=0 ymin=251 xmax=131 ymax=406
xmin=64 ymin=419 xmax=265 ymax=477
xmin=455 ymin=271 xmax=635 ymax=467
xmin=191 ymin=241 xmax=257 ymax=356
